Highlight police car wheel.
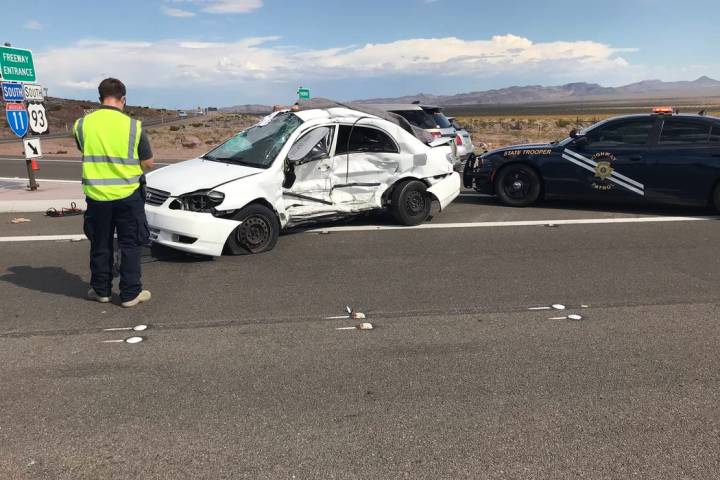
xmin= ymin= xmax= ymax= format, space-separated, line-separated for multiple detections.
xmin=495 ymin=164 xmax=541 ymax=207
xmin=225 ymin=204 xmax=280 ymax=255
xmin=391 ymin=180 xmax=431 ymax=226
xmin=713 ymin=184 xmax=720 ymax=212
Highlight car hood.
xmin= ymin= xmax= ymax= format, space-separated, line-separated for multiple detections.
xmin=145 ymin=158 xmax=263 ymax=195
xmin=484 ymin=143 xmax=557 ymax=156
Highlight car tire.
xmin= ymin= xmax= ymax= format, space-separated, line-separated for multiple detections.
xmin=391 ymin=179 xmax=432 ymax=226
xmin=495 ymin=164 xmax=542 ymax=207
xmin=225 ymin=204 xmax=280 ymax=255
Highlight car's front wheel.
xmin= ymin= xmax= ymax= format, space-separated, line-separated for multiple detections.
xmin=390 ymin=180 xmax=432 ymax=226
xmin=495 ymin=164 xmax=542 ymax=207
xmin=225 ymin=204 xmax=280 ymax=255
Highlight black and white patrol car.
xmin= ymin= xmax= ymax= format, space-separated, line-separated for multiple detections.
xmin=464 ymin=108 xmax=720 ymax=210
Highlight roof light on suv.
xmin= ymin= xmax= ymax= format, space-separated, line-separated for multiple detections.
xmin=652 ymin=106 xmax=675 ymax=115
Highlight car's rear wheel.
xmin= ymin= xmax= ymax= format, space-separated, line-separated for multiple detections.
xmin=495 ymin=164 xmax=542 ymax=207
xmin=391 ymin=180 xmax=431 ymax=226
xmin=225 ymin=204 xmax=280 ymax=255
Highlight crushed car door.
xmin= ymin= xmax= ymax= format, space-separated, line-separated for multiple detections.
xmin=329 ymin=125 xmax=403 ymax=206
xmin=283 ymin=125 xmax=336 ymax=207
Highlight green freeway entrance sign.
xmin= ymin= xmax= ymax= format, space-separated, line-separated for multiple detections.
xmin=0 ymin=46 xmax=36 ymax=83
xmin=297 ymin=87 xmax=310 ymax=100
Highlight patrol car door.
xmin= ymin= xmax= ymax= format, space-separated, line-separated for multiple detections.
xmin=328 ymin=125 xmax=402 ymax=206
xmin=283 ymin=125 xmax=336 ymax=207
xmin=646 ymin=118 xmax=717 ymax=205
xmin=564 ymin=118 xmax=655 ymax=201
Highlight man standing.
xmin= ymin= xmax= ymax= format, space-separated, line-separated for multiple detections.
xmin=73 ymin=78 xmax=154 ymax=307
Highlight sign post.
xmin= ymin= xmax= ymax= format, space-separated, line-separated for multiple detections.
xmin=1 ymin=44 xmax=41 ymax=190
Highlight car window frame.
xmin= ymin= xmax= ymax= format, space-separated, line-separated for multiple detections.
xmin=583 ymin=117 xmax=658 ymax=149
xmin=287 ymin=124 xmax=337 ymax=164
xmin=657 ymin=118 xmax=713 ymax=147
xmin=335 ymin=124 xmax=400 ymax=156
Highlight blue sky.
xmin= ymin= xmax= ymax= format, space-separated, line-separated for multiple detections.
xmin=4 ymin=0 xmax=719 ymax=108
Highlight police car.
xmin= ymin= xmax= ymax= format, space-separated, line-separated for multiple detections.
xmin=464 ymin=108 xmax=720 ymax=210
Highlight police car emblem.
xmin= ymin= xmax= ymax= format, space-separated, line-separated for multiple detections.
xmin=591 ymin=152 xmax=617 ymax=191
xmin=594 ymin=161 xmax=614 ymax=180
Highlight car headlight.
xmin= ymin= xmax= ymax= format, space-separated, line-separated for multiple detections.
xmin=170 ymin=190 xmax=225 ymax=212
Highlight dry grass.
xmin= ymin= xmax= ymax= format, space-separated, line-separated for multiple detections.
xmin=455 ymin=115 xmax=609 ymax=151
xmin=145 ymin=113 xmax=257 ymax=150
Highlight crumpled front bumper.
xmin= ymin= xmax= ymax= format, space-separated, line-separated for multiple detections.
xmin=145 ymin=204 xmax=240 ymax=257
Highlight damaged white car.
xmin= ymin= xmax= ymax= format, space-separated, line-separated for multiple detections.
xmin=144 ymin=99 xmax=461 ymax=256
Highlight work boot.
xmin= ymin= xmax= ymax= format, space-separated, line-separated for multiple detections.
xmin=87 ymin=288 xmax=111 ymax=304
xmin=121 ymin=290 xmax=152 ymax=308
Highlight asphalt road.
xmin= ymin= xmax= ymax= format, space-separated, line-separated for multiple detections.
xmin=1 ymin=192 xmax=720 ymax=478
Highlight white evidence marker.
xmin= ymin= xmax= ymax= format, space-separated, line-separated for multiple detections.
xmin=103 ymin=324 xmax=148 ymax=332
xmin=102 ymin=336 xmax=145 ymax=344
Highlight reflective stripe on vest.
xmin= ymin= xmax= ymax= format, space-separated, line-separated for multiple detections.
xmin=74 ymin=109 xmax=143 ymax=201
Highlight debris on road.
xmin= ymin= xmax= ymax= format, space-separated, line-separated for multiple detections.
xmin=325 ymin=306 xmax=367 ymax=320
xmin=46 ymin=202 xmax=84 ymax=218
xmin=10 ymin=217 xmax=31 ymax=224
xmin=102 ymin=336 xmax=145 ymax=344
xmin=336 ymin=322 xmax=375 ymax=331
xmin=103 ymin=324 xmax=149 ymax=332
xmin=552 ymin=304 xmax=566 ymax=310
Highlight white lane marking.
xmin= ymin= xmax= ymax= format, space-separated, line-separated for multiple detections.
xmin=0 ymin=176 xmax=81 ymax=184
xmin=1 ymin=215 xmax=717 ymax=243
xmin=0 ymin=234 xmax=86 ymax=243
xmin=0 ymin=158 xmax=172 ymax=166
xmin=305 ymin=215 xmax=718 ymax=233
xmin=528 ymin=306 xmax=552 ymax=311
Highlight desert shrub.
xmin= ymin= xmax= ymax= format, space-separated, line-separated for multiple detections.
xmin=169 ymin=125 xmax=181 ymax=132
xmin=555 ymin=119 xmax=572 ymax=128
xmin=192 ymin=122 xmax=204 ymax=128
xmin=49 ymin=104 xmax=63 ymax=111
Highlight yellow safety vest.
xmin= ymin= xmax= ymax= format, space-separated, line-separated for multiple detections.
xmin=73 ymin=108 xmax=143 ymax=201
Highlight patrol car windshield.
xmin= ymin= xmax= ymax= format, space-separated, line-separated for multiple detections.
xmin=202 ymin=113 xmax=303 ymax=168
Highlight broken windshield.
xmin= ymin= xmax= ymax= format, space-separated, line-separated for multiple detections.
xmin=203 ymin=113 xmax=303 ymax=168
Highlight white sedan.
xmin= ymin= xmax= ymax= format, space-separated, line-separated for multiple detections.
xmin=144 ymin=101 xmax=461 ymax=256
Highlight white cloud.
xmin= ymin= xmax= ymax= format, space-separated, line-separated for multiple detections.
xmin=163 ymin=0 xmax=263 ymax=15
xmin=201 ymin=0 xmax=263 ymax=14
xmin=35 ymin=34 xmax=636 ymax=96
xmin=24 ymin=20 xmax=44 ymax=30
xmin=162 ymin=6 xmax=196 ymax=17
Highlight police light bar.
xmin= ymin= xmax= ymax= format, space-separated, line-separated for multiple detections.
xmin=652 ymin=106 xmax=674 ymax=114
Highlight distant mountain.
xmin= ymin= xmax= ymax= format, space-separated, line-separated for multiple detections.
xmin=220 ymin=104 xmax=274 ymax=115
xmin=357 ymin=77 xmax=720 ymax=106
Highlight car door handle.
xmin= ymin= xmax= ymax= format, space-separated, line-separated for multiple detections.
xmin=629 ymin=155 xmax=644 ymax=161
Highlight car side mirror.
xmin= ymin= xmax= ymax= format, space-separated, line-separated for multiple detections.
xmin=573 ymin=136 xmax=588 ymax=146
xmin=287 ymin=127 xmax=330 ymax=163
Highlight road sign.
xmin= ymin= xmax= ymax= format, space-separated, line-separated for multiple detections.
xmin=23 ymin=138 xmax=42 ymax=159
xmin=27 ymin=103 xmax=48 ymax=134
xmin=298 ymin=87 xmax=310 ymax=100
xmin=23 ymin=83 xmax=44 ymax=102
xmin=5 ymin=103 xmax=29 ymax=137
xmin=1 ymin=81 xmax=24 ymax=102
xmin=0 ymin=46 xmax=36 ymax=83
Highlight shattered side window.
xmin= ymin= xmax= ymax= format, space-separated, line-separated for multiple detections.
xmin=335 ymin=126 xmax=399 ymax=155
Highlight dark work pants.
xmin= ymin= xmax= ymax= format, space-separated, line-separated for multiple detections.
xmin=83 ymin=189 xmax=149 ymax=302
